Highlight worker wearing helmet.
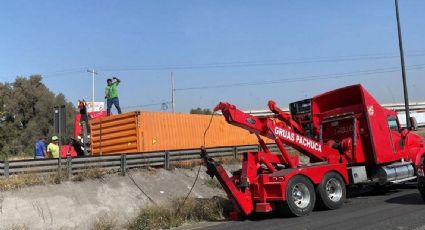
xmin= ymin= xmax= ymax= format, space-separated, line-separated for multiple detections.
xmin=105 ymin=77 xmax=122 ymax=116
xmin=47 ymin=136 xmax=60 ymax=158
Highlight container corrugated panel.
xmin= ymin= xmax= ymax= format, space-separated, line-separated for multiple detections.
xmin=90 ymin=112 xmax=140 ymax=155
xmin=90 ymin=111 xmax=271 ymax=155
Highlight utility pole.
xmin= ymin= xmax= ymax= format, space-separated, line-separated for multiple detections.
xmin=171 ymin=72 xmax=176 ymax=112
xmin=394 ymin=0 xmax=411 ymax=129
xmin=87 ymin=69 xmax=98 ymax=112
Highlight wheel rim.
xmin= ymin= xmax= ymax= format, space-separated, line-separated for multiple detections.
xmin=326 ymin=178 xmax=343 ymax=202
xmin=291 ymin=183 xmax=311 ymax=209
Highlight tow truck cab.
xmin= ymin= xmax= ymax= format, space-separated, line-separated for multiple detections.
xmin=290 ymin=84 xmax=424 ymax=184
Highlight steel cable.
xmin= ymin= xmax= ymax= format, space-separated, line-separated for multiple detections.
xmin=127 ymin=169 xmax=156 ymax=204
xmin=176 ymin=111 xmax=216 ymax=215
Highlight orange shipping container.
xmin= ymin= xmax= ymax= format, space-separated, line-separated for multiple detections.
xmin=90 ymin=111 xmax=271 ymax=155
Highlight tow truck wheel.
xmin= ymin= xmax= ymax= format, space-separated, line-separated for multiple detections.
xmin=316 ymin=172 xmax=346 ymax=210
xmin=280 ymin=175 xmax=316 ymax=217
xmin=419 ymin=180 xmax=425 ymax=202
xmin=420 ymin=187 xmax=425 ymax=202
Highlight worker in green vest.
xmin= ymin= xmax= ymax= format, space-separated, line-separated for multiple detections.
xmin=105 ymin=77 xmax=122 ymax=116
xmin=47 ymin=136 xmax=60 ymax=158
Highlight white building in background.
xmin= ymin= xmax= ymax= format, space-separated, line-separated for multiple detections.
xmin=243 ymin=102 xmax=425 ymax=128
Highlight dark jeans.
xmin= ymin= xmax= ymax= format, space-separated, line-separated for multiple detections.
xmin=107 ymin=97 xmax=122 ymax=116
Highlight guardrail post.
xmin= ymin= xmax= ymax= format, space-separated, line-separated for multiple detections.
xmin=232 ymin=146 xmax=237 ymax=158
xmin=164 ymin=151 xmax=170 ymax=170
xmin=120 ymin=154 xmax=127 ymax=176
xmin=58 ymin=157 xmax=62 ymax=173
xmin=66 ymin=156 xmax=72 ymax=180
xmin=4 ymin=160 xmax=9 ymax=178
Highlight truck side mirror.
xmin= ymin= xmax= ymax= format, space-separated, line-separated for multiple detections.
xmin=401 ymin=129 xmax=409 ymax=137
xmin=410 ymin=117 xmax=418 ymax=131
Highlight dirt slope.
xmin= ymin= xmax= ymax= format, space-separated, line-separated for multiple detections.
xmin=0 ymin=166 xmax=232 ymax=229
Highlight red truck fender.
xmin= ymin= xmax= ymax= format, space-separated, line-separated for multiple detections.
xmin=415 ymin=150 xmax=425 ymax=166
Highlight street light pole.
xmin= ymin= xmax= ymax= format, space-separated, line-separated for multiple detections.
xmin=171 ymin=72 xmax=176 ymax=113
xmin=394 ymin=0 xmax=411 ymax=129
xmin=87 ymin=69 xmax=98 ymax=112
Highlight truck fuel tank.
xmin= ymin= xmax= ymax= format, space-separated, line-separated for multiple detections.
xmin=373 ymin=162 xmax=415 ymax=184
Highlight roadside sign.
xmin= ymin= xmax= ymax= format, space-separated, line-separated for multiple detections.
xmin=85 ymin=102 xmax=105 ymax=112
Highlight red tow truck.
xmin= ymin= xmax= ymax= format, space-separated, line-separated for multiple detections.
xmin=201 ymin=84 xmax=425 ymax=219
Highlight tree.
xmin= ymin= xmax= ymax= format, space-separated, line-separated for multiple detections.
xmin=190 ymin=107 xmax=212 ymax=115
xmin=0 ymin=75 xmax=76 ymax=158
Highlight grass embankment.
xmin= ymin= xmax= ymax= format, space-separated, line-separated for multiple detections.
xmin=92 ymin=197 xmax=232 ymax=230
xmin=129 ymin=197 xmax=231 ymax=230
xmin=1 ymin=169 xmax=231 ymax=230
xmin=0 ymin=168 xmax=112 ymax=191
xmin=0 ymin=173 xmax=62 ymax=191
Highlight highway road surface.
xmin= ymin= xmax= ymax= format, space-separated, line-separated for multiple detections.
xmin=205 ymin=185 xmax=425 ymax=230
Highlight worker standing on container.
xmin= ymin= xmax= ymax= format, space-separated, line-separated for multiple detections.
xmin=34 ymin=137 xmax=47 ymax=159
xmin=105 ymin=77 xmax=122 ymax=116
xmin=47 ymin=136 xmax=60 ymax=158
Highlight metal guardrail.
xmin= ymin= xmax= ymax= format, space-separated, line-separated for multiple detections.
xmin=0 ymin=144 xmax=281 ymax=179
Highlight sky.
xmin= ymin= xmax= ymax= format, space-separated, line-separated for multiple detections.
xmin=0 ymin=0 xmax=424 ymax=113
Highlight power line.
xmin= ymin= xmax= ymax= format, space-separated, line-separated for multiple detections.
xmin=122 ymin=101 xmax=172 ymax=109
xmin=42 ymin=69 xmax=87 ymax=78
xmin=175 ymin=64 xmax=425 ymax=91
xmin=26 ymin=68 xmax=88 ymax=79
xmin=42 ymin=68 xmax=88 ymax=76
xmin=2 ymin=51 xmax=425 ymax=80
xmin=96 ymin=52 xmax=425 ymax=72
xmin=0 ymin=69 xmax=87 ymax=81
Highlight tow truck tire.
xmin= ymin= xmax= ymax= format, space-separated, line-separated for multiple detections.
xmin=280 ymin=175 xmax=316 ymax=217
xmin=419 ymin=179 xmax=425 ymax=202
xmin=316 ymin=172 xmax=346 ymax=210
xmin=420 ymin=187 xmax=425 ymax=202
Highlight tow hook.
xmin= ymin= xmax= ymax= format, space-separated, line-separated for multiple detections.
xmin=200 ymin=146 xmax=216 ymax=178
xmin=238 ymin=177 xmax=250 ymax=188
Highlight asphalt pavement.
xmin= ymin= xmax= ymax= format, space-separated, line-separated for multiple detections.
xmin=204 ymin=185 xmax=425 ymax=230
